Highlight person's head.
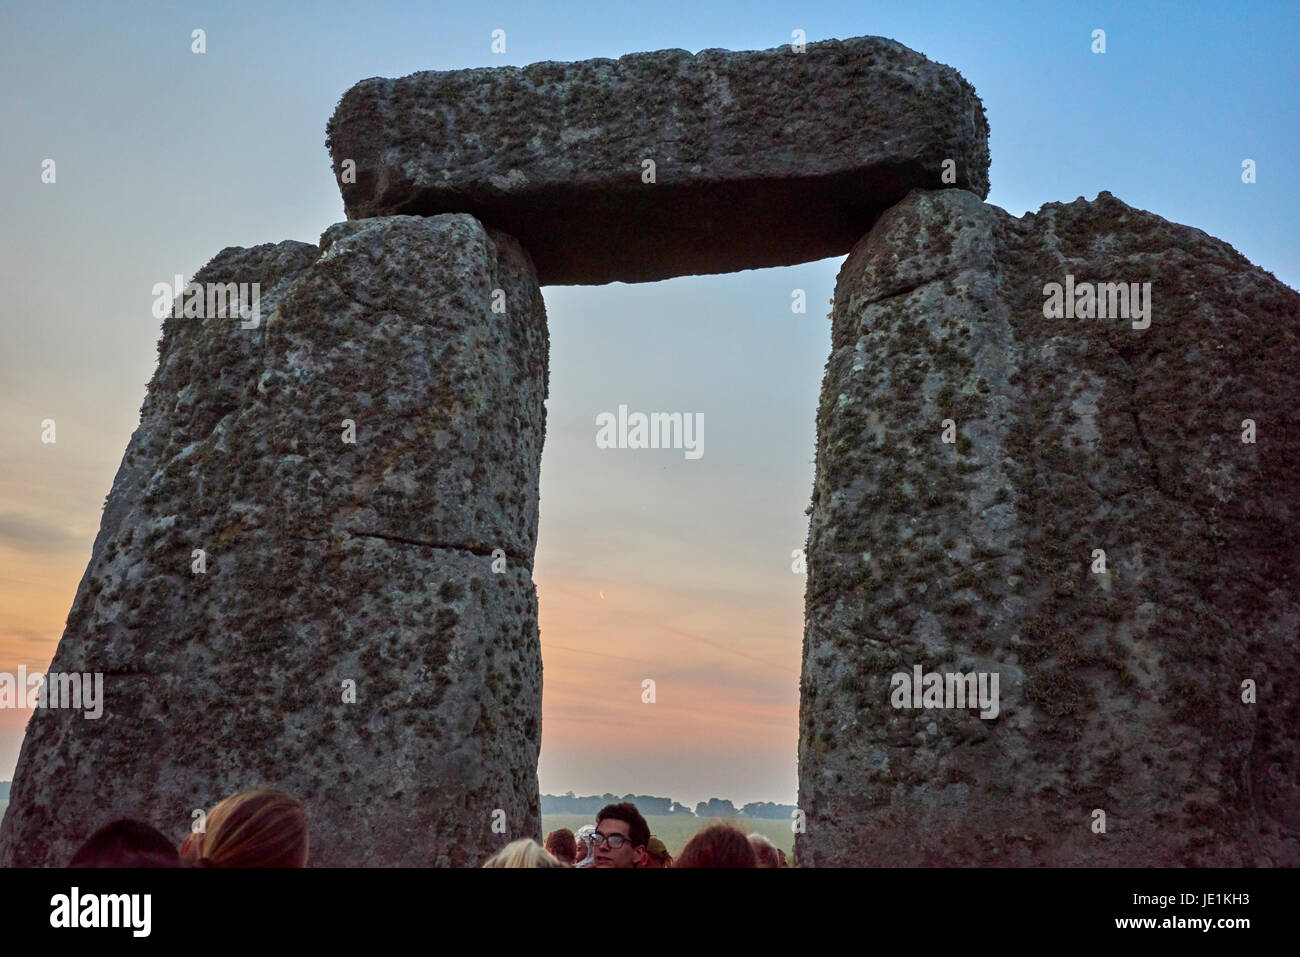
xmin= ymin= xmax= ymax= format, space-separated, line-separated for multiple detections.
xmin=545 ymin=828 xmax=577 ymax=864
xmin=747 ymin=833 xmax=780 ymax=868
xmin=179 ymin=788 xmax=309 ymax=868
xmin=643 ymin=836 xmax=672 ymax=868
xmin=593 ymin=802 xmax=650 ymax=868
xmin=69 ymin=820 xmax=180 ymax=868
xmin=574 ymin=824 xmax=596 ymax=867
xmin=674 ymin=824 xmax=757 ymax=868
xmin=482 ymin=838 xmax=569 ymax=868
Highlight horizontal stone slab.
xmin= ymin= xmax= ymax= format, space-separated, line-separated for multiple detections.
xmin=326 ymin=36 xmax=990 ymax=285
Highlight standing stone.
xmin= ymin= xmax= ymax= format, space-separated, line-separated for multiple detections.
xmin=326 ymin=36 xmax=990 ymax=285
xmin=0 ymin=214 xmax=548 ymax=867
xmin=798 ymin=188 xmax=1300 ymax=866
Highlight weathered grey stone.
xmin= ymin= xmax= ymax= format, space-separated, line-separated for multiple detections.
xmin=797 ymin=188 xmax=1300 ymax=867
xmin=0 ymin=214 xmax=548 ymax=867
xmin=325 ymin=36 xmax=990 ymax=285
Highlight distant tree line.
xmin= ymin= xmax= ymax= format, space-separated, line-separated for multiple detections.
xmin=694 ymin=799 xmax=799 ymax=819
xmin=541 ymin=793 xmax=694 ymax=815
xmin=541 ymin=792 xmax=796 ymax=819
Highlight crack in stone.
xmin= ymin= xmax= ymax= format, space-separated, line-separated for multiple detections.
xmin=1127 ymin=405 xmax=1167 ymax=496
xmin=343 ymin=527 xmax=532 ymax=567
xmin=1107 ymin=349 xmax=1199 ymax=516
xmin=859 ymin=273 xmax=944 ymax=310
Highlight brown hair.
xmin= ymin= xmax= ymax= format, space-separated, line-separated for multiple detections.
xmin=674 ymin=823 xmax=757 ymax=868
xmin=180 ymin=789 xmax=309 ymax=868
xmin=544 ymin=828 xmax=577 ymax=863
xmin=70 ymin=819 xmax=180 ymax=868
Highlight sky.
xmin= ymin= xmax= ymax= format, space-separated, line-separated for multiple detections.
xmin=0 ymin=0 xmax=1296 ymax=807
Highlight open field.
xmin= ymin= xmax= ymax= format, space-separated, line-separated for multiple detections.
xmin=542 ymin=813 xmax=793 ymax=860
xmin=0 ymin=801 xmax=6 ymax=827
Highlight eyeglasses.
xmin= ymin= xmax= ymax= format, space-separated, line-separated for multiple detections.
xmin=591 ymin=831 xmax=633 ymax=850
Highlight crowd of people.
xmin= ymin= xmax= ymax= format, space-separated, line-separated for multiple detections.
xmin=64 ymin=790 xmax=789 ymax=868
xmin=512 ymin=801 xmax=789 ymax=868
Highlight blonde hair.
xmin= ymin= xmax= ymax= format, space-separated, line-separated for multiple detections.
xmin=482 ymin=838 xmax=569 ymax=868
xmin=181 ymin=788 xmax=309 ymax=868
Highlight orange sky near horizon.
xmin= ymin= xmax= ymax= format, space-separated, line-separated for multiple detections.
xmin=0 ymin=505 xmax=804 ymax=807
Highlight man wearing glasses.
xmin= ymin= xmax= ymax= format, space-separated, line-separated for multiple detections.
xmin=591 ymin=802 xmax=651 ymax=868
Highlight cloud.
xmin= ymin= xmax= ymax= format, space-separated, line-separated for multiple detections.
xmin=0 ymin=512 xmax=85 ymax=553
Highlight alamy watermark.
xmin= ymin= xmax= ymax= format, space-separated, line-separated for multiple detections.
xmin=151 ymin=274 xmax=261 ymax=329
xmin=50 ymin=887 xmax=150 ymax=937
xmin=890 ymin=665 xmax=999 ymax=719
xmin=1042 ymin=274 xmax=1151 ymax=329
xmin=0 ymin=666 xmax=103 ymax=719
xmin=595 ymin=404 xmax=704 ymax=460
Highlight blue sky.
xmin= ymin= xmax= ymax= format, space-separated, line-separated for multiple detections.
xmin=0 ymin=0 xmax=1295 ymax=803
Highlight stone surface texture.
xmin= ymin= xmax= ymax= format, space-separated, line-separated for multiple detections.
xmin=0 ymin=214 xmax=548 ymax=867
xmin=797 ymin=188 xmax=1300 ymax=867
xmin=326 ymin=36 xmax=990 ymax=285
